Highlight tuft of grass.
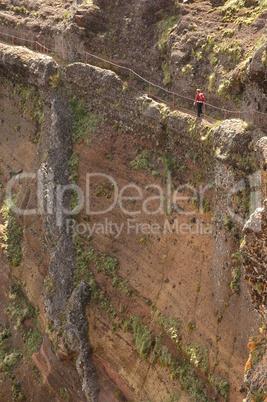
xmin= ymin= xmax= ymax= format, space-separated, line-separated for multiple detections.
xmin=32 ymin=366 xmax=43 ymax=384
xmin=49 ymin=72 xmax=63 ymax=91
xmin=218 ymin=78 xmax=231 ymax=99
xmin=131 ymin=316 xmax=153 ymax=360
xmin=181 ymin=64 xmax=193 ymax=76
xmin=208 ymin=72 xmax=216 ymax=93
xmin=187 ymin=320 xmax=196 ymax=332
xmin=130 ymin=149 xmax=153 ymax=171
xmin=12 ymin=381 xmax=26 ymax=401
xmin=223 ymin=215 xmax=239 ymax=238
xmin=98 ymin=292 xmax=117 ymax=318
xmin=68 ymin=153 xmax=79 ymax=184
xmin=69 ymin=97 xmax=100 ymax=144
xmin=14 ymin=85 xmax=44 ymax=140
xmin=202 ymin=35 xmax=216 ymax=53
xmin=171 ymin=360 xmax=209 ymax=401
xmin=63 ymin=11 xmax=70 ymax=20
xmin=0 ymin=349 xmax=23 ymax=377
xmin=9 ymin=5 xmax=29 ymax=15
xmin=59 ymin=388 xmax=71 ymax=401
xmin=72 ymin=235 xmax=99 ymax=296
xmin=0 ymin=325 xmax=11 ymax=351
xmin=208 ymin=374 xmax=229 ymax=401
xmin=185 ymin=343 xmax=209 ymax=373
xmin=153 ymin=337 xmax=172 ymax=366
xmin=140 ymin=236 xmax=147 ymax=246
xmin=162 ymin=61 xmax=172 ymax=86
xmin=27 ymin=328 xmax=43 ymax=355
xmin=158 ymin=13 xmax=179 ymax=54
xmin=13 ymin=124 xmax=21 ymax=132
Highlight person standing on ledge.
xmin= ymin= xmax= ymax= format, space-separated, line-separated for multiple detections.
xmin=194 ymin=88 xmax=204 ymax=117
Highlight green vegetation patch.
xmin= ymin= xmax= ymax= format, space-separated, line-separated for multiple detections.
xmin=59 ymin=387 xmax=71 ymax=401
xmin=231 ymin=139 xmax=259 ymax=173
xmin=159 ymin=152 xmax=187 ymax=181
xmin=0 ymin=325 xmax=23 ymax=379
xmin=208 ymin=374 xmax=230 ymax=401
xmin=98 ymin=291 xmax=117 ymax=319
xmin=130 ymin=149 xmax=154 ymax=171
xmin=182 ymin=64 xmax=193 ymax=76
xmin=72 ymin=235 xmax=98 ymax=296
xmin=14 ymin=84 xmax=44 ymax=142
xmin=5 ymin=284 xmax=42 ymax=356
xmin=150 ymin=308 xmax=229 ymax=401
xmin=68 ymin=152 xmax=80 ymax=184
xmin=73 ymin=234 xmax=131 ymax=298
xmin=49 ymin=72 xmax=63 ymax=92
xmin=208 ymin=72 xmax=216 ymax=93
xmin=213 ymin=41 xmax=243 ymax=65
xmin=0 ymin=325 xmax=11 ymax=356
xmin=162 ymin=61 xmax=172 ymax=86
xmin=1 ymin=200 xmax=23 ymax=266
xmin=0 ymin=349 xmax=23 ymax=378
xmin=170 ymin=360 xmax=209 ymax=401
xmin=123 ymin=316 xmax=152 ymax=360
xmin=153 ymin=336 xmax=172 ymax=366
xmin=223 ymin=215 xmax=239 ymax=238
xmin=69 ymin=97 xmax=101 ymax=144
xmin=158 ymin=11 xmax=180 ymax=54
xmin=9 ymin=5 xmax=30 ymax=15
xmin=220 ymin=0 xmax=267 ymax=23
xmin=12 ymin=381 xmax=26 ymax=401
xmin=154 ymin=310 xmax=181 ymax=343
xmin=130 ymin=150 xmax=187 ymax=182
xmin=83 ymin=248 xmax=119 ymax=277
xmin=185 ymin=343 xmax=209 ymax=373
xmin=27 ymin=328 xmax=43 ymax=355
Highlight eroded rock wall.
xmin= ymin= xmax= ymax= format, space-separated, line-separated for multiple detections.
xmin=0 ymin=39 xmax=266 ymax=402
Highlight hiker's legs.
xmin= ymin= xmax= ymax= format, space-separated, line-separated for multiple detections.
xmin=197 ymin=103 xmax=202 ymax=117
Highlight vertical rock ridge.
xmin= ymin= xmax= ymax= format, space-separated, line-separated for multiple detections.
xmin=44 ymin=93 xmax=99 ymax=401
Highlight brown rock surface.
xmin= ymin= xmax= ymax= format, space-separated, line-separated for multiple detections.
xmin=0 ymin=1 xmax=266 ymax=400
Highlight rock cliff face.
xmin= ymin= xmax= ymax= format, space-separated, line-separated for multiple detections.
xmin=241 ymin=136 xmax=267 ymax=402
xmin=0 ymin=1 xmax=266 ymax=401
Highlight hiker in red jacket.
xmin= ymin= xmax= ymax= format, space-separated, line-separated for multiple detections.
xmin=194 ymin=89 xmax=204 ymax=117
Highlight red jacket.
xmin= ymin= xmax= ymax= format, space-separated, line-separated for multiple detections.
xmin=195 ymin=93 xmax=204 ymax=102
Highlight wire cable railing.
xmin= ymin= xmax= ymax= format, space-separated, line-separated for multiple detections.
xmin=0 ymin=30 xmax=266 ymax=128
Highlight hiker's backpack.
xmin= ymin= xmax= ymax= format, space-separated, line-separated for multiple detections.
xmin=199 ymin=93 xmax=204 ymax=102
